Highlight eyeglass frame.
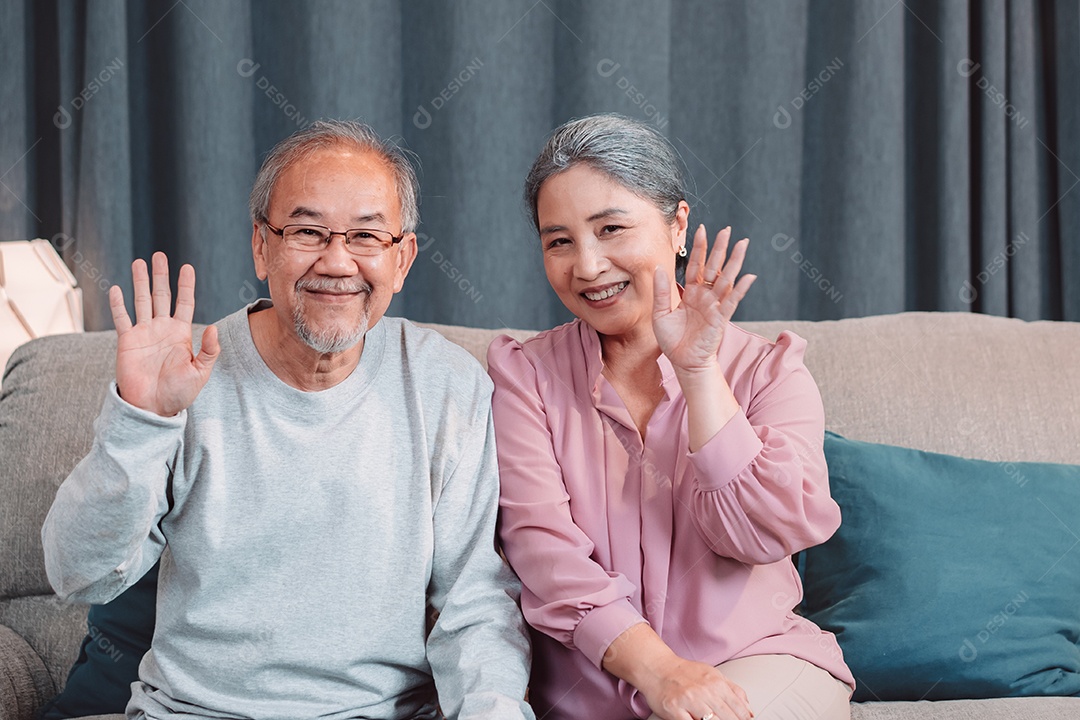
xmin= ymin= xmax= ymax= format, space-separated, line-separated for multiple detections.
xmin=263 ymin=220 xmax=405 ymax=255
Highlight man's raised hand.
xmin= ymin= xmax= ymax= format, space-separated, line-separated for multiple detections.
xmin=109 ymin=252 xmax=220 ymax=417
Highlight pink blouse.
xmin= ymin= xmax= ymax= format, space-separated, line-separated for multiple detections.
xmin=488 ymin=319 xmax=854 ymax=720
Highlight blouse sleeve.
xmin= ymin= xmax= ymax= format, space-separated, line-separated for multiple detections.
xmin=687 ymin=331 xmax=841 ymax=565
xmin=488 ymin=335 xmax=645 ymax=669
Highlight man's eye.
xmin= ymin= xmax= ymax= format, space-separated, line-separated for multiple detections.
xmin=545 ymin=237 xmax=570 ymax=249
xmin=353 ymin=232 xmax=377 ymax=240
xmin=297 ymin=228 xmax=323 ymax=237
xmin=601 ymin=225 xmax=623 ymax=235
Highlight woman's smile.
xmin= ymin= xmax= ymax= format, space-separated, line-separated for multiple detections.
xmin=581 ymin=280 xmax=629 ymax=304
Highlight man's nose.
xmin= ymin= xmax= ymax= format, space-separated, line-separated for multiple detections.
xmin=314 ymin=234 xmax=360 ymax=274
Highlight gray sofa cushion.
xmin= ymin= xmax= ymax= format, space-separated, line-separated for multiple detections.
xmin=0 ymin=595 xmax=90 ymax=692
xmin=0 ymin=332 xmax=117 ymax=599
xmin=0 ymin=623 xmax=53 ymax=718
xmin=851 ymin=697 xmax=1080 ymax=719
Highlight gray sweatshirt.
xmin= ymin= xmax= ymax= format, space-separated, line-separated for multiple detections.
xmin=42 ymin=302 xmax=534 ymax=720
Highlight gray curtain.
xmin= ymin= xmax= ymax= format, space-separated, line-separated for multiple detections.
xmin=2 ymin=0 xmax=1077 ymax=331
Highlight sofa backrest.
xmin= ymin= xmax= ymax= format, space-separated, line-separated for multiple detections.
xmin=424 ymin=311 xmax=1080 ymax=465
xmin=3 ymin=311 xmax=1078 ymax=601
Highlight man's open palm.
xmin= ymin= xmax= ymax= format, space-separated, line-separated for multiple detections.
xmin=109 ymin=252 xmax=220 ymax=417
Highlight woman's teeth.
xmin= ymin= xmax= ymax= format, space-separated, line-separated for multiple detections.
xmin=584 ymin=282 xmax=628 ymax=301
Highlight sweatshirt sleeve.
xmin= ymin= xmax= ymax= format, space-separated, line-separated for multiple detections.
xmin=41 ymin=383 xmax=182 ymax=604
xmin=425 ymin=376 xmax=535 ymax=720
xmin=488 ymin=336 xmax=646 ymax=670
xmin=687 ymin=331 xmax=841 ymax=565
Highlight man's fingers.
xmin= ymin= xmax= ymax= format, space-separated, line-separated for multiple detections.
xmin=109 ymin=285 xmax=133 ymax=334
xmin=194 ymin=325 xmax=220 ymax=376
xmin=132 ymin=259 xmax=152 ymax=324
xmin=175 ymin=264 xmax=197 ymax=325
xmin=151 ymin=252 xmax=172 ymax=318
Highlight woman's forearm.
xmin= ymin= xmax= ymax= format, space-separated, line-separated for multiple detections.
xmin=601 ymin=621 xmax=678 ymax=694
xmin=675 ymin=362 xmax=741 ymax=453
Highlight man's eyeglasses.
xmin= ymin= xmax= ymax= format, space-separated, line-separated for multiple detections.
xmin=264 ymin=222 xmax=403 ymax=256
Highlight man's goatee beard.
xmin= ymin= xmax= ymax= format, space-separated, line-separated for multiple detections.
xmin=292 ymin=278 xmax=372 ymax=354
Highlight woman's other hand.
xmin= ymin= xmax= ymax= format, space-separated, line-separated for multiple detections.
xmin=603 ymin=623 xmax=753 ymax=720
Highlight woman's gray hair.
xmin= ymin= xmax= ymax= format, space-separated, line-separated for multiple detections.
xmin=249 ymin=119 xmax=420 ymax=233
xmin=524 ymin=113 xmax=687 ymax=230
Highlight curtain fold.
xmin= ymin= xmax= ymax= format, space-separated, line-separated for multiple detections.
xmin=2 ymin=0 xmax=1076 ymax=330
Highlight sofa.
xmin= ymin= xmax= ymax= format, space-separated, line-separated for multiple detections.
xmin=1 ymin=311 xmax=1078 ymax=719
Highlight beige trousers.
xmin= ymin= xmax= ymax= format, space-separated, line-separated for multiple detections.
xmin=647 ymin=654 xmax=852 ymax=720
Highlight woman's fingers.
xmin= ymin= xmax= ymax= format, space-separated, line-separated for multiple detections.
xmin=719 ymin=274 xmax=757 ymax=321
xmin=653 ymin=265 xmax=674 ymax=319
xmin=712 ymin=237 xmax=749 ymax=293
xmin=702 ymin=227 xmax=732 ymax=283
xmin=685 ymin=224 xmax=709 ymax=286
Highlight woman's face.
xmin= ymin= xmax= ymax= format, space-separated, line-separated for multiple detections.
xmin=536 ymin=164 xmax=688 ymax=340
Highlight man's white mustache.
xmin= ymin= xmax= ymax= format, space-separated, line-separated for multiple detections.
xmin=295 ymin=278 xmax=372 ymax=294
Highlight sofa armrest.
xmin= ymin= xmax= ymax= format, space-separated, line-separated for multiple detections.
xmin=0 ymin=622 xmax=54 ymax=720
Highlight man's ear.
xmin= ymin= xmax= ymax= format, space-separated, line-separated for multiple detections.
xmin=251 ymin=223 xmax=269 ymax=281
xmin=392 ymin=232 xmax=419 ymax=294
xmin=670 ymin=200 xmax=690 ymax=253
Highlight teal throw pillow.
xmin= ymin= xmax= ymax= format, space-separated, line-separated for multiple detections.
xmin=39 ymin=562 xmax=158 ymax=719
xmin=800 ymin=432 xmax=1080 ymax=702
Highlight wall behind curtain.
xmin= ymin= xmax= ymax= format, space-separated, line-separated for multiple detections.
xmin=1 ymin=0 xmax=1077 ymax=331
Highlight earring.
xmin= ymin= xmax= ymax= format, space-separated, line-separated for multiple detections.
xmin=677 ymin=246 xmax=688 ymax=257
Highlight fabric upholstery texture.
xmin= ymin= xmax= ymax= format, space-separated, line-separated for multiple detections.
xmin=803 ymin=432 xmax=1080 ymax=701
xmin=38 ymin=564 xmax=158 ymax=720
xmin=0 ymin=334 xmax=115 ymax=599
xmin=0 ymin=596 xmax=89 ymax=693
xmin=3 ymin=312 xmax=1080 ymax=719
xmin=0 ymin=624 xmax=53 ymax=720
xmin=850 ymin=697 xmax=1080 ymax=719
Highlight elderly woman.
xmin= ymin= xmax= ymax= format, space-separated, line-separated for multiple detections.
xmin=488 ymin=114 xmax=854 ymax=720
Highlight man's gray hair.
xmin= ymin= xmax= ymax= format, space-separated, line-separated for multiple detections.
xmin=249 ymin=119 xmax=420 ymax=233
xmin=523 ymin=113 xmax=686 ymax=229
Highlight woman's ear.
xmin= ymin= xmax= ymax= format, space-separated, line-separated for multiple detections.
xmin=670 ymin=200 xmax=690 ymax=253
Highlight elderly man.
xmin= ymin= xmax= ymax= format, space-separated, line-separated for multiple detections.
xmin=41 ymin=120 xmax=533 ymax=720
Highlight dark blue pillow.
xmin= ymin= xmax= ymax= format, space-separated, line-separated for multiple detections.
xmin=800 ymin=433 xmax=1080 ymax=702
xmin=39 ymin=562 xmax=158 ymax=719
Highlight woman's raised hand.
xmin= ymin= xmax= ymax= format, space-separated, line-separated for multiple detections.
xmin=109 ymin=252 xmax=220 ymax=417
xmin=652 ymin=225 xmax=756 ymax=374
